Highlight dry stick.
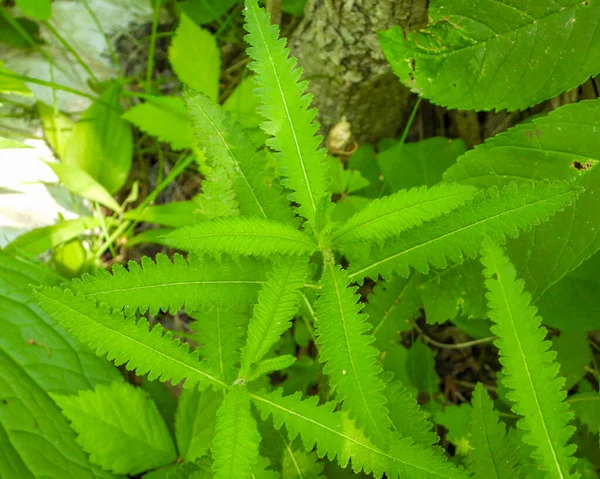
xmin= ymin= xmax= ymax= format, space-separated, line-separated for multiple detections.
xmin=266 ymin=0 xmax=282 ymax=25
xmin=412 ymin=320 xmax=498 ymax=350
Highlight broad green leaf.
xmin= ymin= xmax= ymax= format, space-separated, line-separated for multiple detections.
xmin=64 ymin=83 xmax=133 ymax=193
xmin=0 ymin=16 xmax=40 ymax=49
xmin=381 ymin=345 xmax=416 ymax=398
xmin=406 ymin=341 xmax=439 ymax=395
xmin=212 ymin=387 xmax=260 ymax=479
xmin=16 ymin=0 xmax=51 ymax=20
xmin=536 ymin=250 xmax=600 ymax=331
xmin=0 ymin=251 xmax=119 ymax=478
xmin=480 ymin=238 xmax=577 ymax=478
xmin=0 ymin=350 xmax=116 ymax=479
xmin=46 ymin=162 xmax=121 ymax=211
xmin=247 ymin=355 xmax=296 ymax=381
xmin=568 ymin=393 xmax=600 ymax=436
xmin=244 ymin=0 xmax=330 ymax=229
xmin=444 ymin=99 xmax=600 ymax=301
xmin=5 ymin=216 xmax=104 ymax=256
xmin=38 ymin=102 xmax=74 ymax=159
xmin=347 ymin=144 xmax=383 ymax=199
xmin=251 ymin=389 xmax=467 ymax=478
xmin=348 ymin=180 xmax=581 ymax=282
xmin=378 ymin=138 xmax=466 ymax=194
xmin=169 ymin=14 xmax=220 ymax=101
xmin=553 ymin=332 xmax=592 ymax=390
xmin=53 ymin=382 xmax=177 ymax=475
xmin=281 ymin=445 xmax=324 ymax=479
xmin=163 ymin=217 xmax=317 ymax=257
xmin=467 ymin=383 xmax=520 ymax=479
xmin=418 ymin=260 xmax=486 ymax=324
xmin=0 ymin=137 xmax=30 ymax=149
xmin=195 ymin=165 xmax=240 ymax=220
xmin=365 ymin=276 xmax=420 ymax=353
xmin=327 ymin=157 xmax=369 ymax=195
xmin=124 ymin=201 xmax=200 ymax=227
xmin=379 ymin=0 xmax=600 ymax=111
xmin=176 ymin=388 xmax=221 ymax=462
xmin=122 ymin=96 xmax=194 ymax=150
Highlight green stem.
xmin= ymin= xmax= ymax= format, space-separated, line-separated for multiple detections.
xmin=145 ymin=0 xmax=161 ymax=93
xmin=0 ymin=70 xmax=97 ymax=102
xmin=95 ymin=153 xmax=196 ymax=258
xmin=43 ymin=20 xmax=98 ymax=83
xmin=399 ymin=97 xmax=422 ymax=145
xmin=80 ymin=0 xmax=122 ymax=74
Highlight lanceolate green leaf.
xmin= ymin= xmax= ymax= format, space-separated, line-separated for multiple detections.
xmin=52 ymin=382 xmax=177 ymax=475
xmin=251 ymin=389 xmax=468 ymax=479
xmin=35 ymin=287 xmax=228 ymax=391
xmin=66 ymin=253 xmax=269 ymax=314
xmin=379 ymin=0 xmax=600 ymax=111
xmin=190 ymin=304 xmax=248 ymax=384
xmin=480 ymin=239 xmax=577 ymax=478
xmin=243 ymin=0 xmax=330 ymax=228
xmin=163 ymin=218 xmax=317 ymax=257
xmin=240 ymin=257 xmax=308 ymax=377
xmin=314 ymin=264 xmax=391 ymax=447
xmin=444 ymin=99 xmax=600 ymax=300
xmin=467 ymin=383 xmax=520 ymax=479
xmin=184 ymin=90 xmax=291 ymax=222
xmin=212 ymin=387 xmax=260 ymax=479
xmin=348 ymin=180 xmax=581 ymax=282
xmin=332 ymin=184 xmax=476 ymax=246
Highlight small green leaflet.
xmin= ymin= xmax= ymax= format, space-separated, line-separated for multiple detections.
xmin=380 ymin=0 xmax=600 ymax=111
xmin=15 ymin=0 xmax=51 ymax=20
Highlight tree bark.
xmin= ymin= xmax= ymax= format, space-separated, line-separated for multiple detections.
xmin=290 ymin=0 xmax=428 ymax=145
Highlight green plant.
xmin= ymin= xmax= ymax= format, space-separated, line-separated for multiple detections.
xmin=1 ymin=0 xmax=599 ymax=478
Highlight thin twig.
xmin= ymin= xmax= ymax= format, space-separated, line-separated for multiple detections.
xmin=412 ymin=321 xmax=498 ymax=350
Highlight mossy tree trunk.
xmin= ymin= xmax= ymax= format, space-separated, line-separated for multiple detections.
xmin=290 ymin=0 xmax=427 ymax=144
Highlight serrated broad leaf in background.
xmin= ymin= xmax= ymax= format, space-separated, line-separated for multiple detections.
xmin=64 ymin=83 xmax=133 ymax=193
xmin=349 ymin=180 xmax=581 ymax=282
xmin=53 ymin=382 xmax=177 ymax=475
xmin=552 ymin=332 xmax=592 ymax=391
xmin=175 ymin=388 xmax=221 ymax=462
xmin=536 ymin=250 xmax=600 ymax=331
xmin=122 ymin=96 xmax=194 ymax=150
xmin=222 ymin=76 xmax=263 ymax=130
xmin=123 ymin=201 xmax=200 ymax=227
xmin=163 ymin=217 xmax=317 ymax=257
xmin=379 ymin=0 xmax=600 ymax=111
xmin=0 ymin=251 xmax=120 ymax=478
xmin=244 ymin=0 xmax=330 ymax=229
xmin=481 ymin=238 xmax=577 ymax=478
xmin=378 ymin=138 xmax=466 ymax=194
xmin=212 ymin=387 xmax=260 ymax=479
xmin=169 ymin=14 xmax=220 ymax=101
xmin=445 ymin=99 xmax=600 ymax=301
xmin=66 ymin=253 xmax=269 ymax=314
